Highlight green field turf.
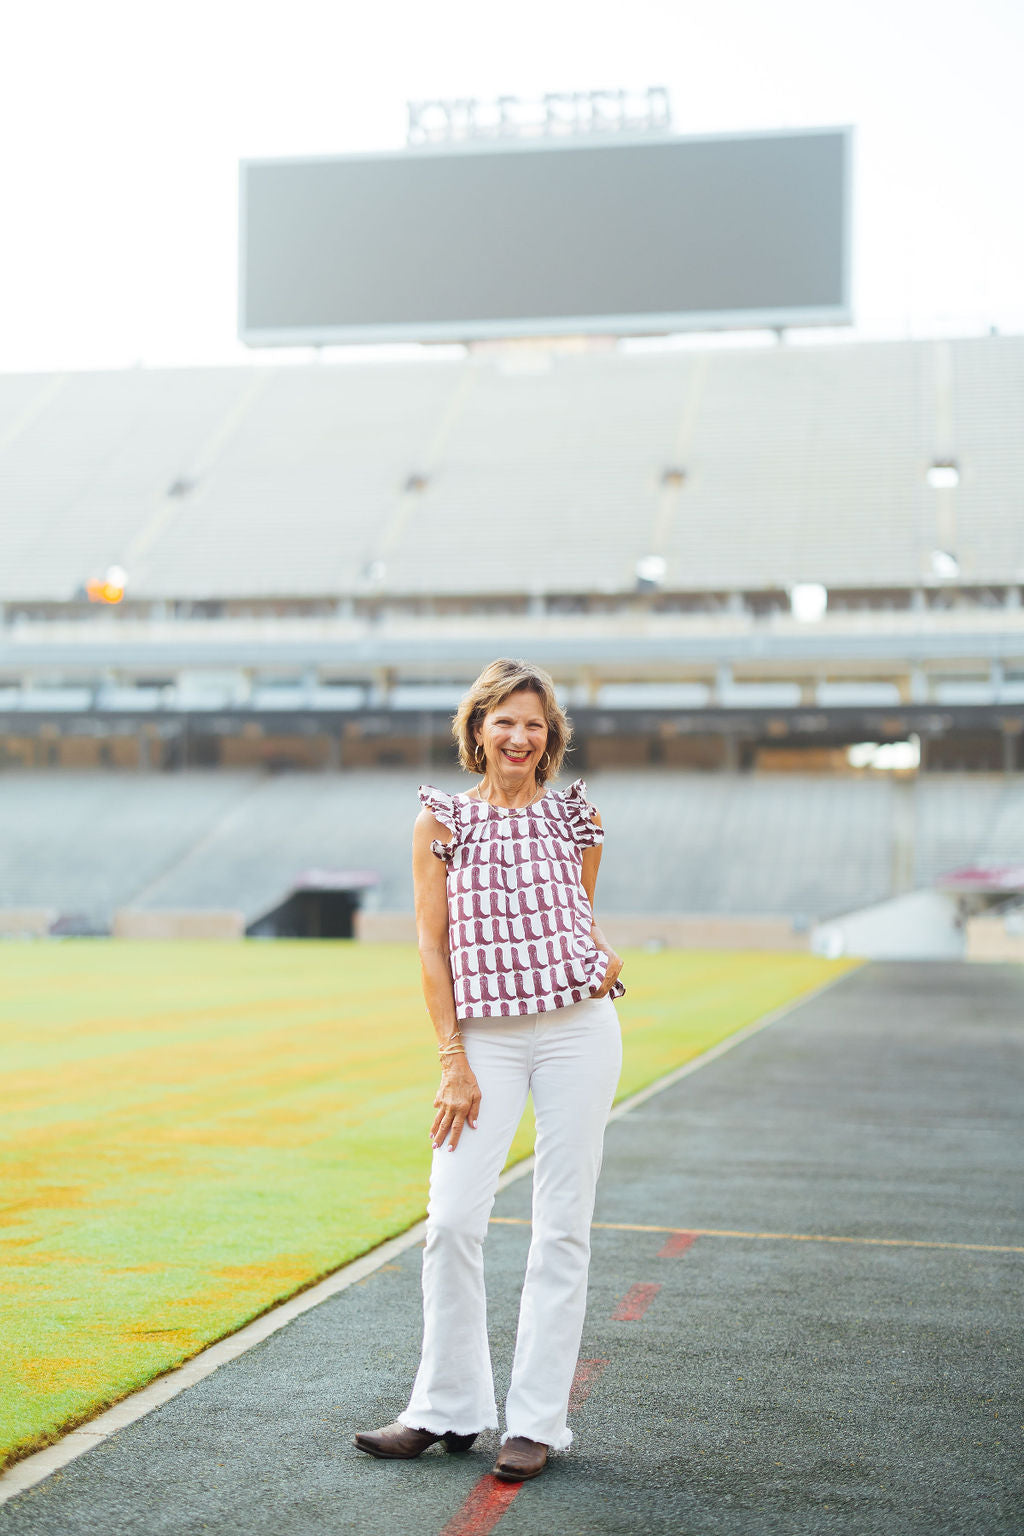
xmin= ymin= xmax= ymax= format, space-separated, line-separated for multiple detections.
xmin=0 ymin=940 xmax=859 ymax=1468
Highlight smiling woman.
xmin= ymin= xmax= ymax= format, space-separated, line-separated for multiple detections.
xmin=354 ymin=657 xmax=626 ymax=1482
xmin=452 ymin=659 xmax=571 ymax=785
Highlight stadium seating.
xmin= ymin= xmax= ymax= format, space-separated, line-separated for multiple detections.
xmin=1 ymin=335 xmax=1021 ymax=602
xmin=912 ymin=775 xmax=1024 ymax=887
xmin=3 ymin=770 xmax=1024 ymax=932
xmin=0 ymin=771 xmax=250 ymax=927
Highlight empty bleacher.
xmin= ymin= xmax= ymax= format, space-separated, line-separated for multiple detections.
xmin=912 ymin=774 xmax=1024 ymax=887
xmin=4 ymin=770 xmax=1024 ymax=934
xmin=1 ymin=335 xmax=1021 ymax=603
xmin=0 ymin=771 xmax=251 ymax=927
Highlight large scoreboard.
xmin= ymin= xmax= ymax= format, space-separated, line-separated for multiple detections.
xmin=239 ymin=126 xmax=852 ymax=347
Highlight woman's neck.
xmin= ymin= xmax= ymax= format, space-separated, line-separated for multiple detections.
xmin=476 ymin=772 xmax=542 ymax=810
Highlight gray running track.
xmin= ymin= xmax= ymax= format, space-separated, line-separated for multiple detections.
xmin=3 ymin=961 xmax=1021 ymax=1536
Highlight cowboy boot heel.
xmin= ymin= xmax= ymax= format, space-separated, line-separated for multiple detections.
xmin=443 ymin=1431 xmax=479 ymax=1452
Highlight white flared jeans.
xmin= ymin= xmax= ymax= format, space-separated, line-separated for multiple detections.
xmin=398 ymin=993 xmax=622 ymax=1451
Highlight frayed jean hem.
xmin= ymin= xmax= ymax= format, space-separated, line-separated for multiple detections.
xmin=397 ymin=1410 xmax=497 ymax=1437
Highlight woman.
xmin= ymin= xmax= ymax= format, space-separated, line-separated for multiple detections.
xmin=354 ymin=658 xmax=625 ymax=1482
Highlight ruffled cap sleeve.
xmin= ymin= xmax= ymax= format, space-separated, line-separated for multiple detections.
xmin=418 ymin=784 xmax=459 ymax=861
xmin=560 ymin=778 xmax=605 ymax=848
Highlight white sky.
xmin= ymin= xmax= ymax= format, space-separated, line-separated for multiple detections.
xmin=1 ymin=0 xmax=1021 ymax=373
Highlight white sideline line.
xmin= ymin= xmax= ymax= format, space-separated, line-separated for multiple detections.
xmin=0 ymin=965 xmax=854 ymax=1505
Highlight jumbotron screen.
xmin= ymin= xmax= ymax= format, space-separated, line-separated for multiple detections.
xmin=239 ymin=126 xmax=851 ymax=345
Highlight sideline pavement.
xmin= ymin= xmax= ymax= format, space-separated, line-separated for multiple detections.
xmin=2 ymin=961 xmax=1021 ymax=1535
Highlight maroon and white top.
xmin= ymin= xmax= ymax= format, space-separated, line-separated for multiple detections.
xmin=421 ymin=777 xmax=626 ymax=1020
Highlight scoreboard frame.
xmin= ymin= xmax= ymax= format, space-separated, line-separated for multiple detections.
xmin=238 ymin=124 xmax=853 ymax=347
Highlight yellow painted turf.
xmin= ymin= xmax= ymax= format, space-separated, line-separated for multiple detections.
xmin=0 ymin=940 xmax=858 ymax=1468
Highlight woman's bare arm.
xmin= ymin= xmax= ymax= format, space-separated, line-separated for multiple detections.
xmin=580 ymin=809 xmax=624 ymax=998
xmin=413 ymin=808 xmax=482 ymax=1151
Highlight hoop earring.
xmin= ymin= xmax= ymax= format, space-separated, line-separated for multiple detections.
xmin=539 ymin=751 xmax=551 ymax=774
xmin=474 ymin=743 xmax=486 ymax=770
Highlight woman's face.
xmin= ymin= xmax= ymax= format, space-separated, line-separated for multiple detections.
xmin=475 ymin=689 xmax=550 ymax=779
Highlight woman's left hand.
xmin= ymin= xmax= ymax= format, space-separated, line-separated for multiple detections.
xmin=592 ymin=942 xmax=623 ymax=997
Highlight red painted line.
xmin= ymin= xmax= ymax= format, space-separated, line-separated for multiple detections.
xmin=658 ymin=1230 xmax=697 ymax=1258
xmin=438 ymin=1474 xmax=522 ymax=1536
xmin=568 ymin=1356 xmax=609 ymax=1412
xmin=611 ymin=1281 xmax=662 ymax=1321
xmin=438 ymin=1359 xmax=612 ymax=1535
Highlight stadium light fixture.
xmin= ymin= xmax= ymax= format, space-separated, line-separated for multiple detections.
xmin=790 ymin=582 xmax=827 ymax=622
xmin=848 ymin=739 xmax=921 ymax=771
xmin=635 ymin=554 xmax=667 ymax=592
xmin=86 ymin=565 xmax=126 ymax=605
xmin=926 ymin=461 xmax=959 ymax=489
xmin=930 ymin=549 xmax=960 ymax=579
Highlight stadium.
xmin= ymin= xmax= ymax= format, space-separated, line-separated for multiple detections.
xmin=2 ymin=333 xmax=1023 ymax=954
xmin=1 ymin=81 xmax=1021 ymax=1536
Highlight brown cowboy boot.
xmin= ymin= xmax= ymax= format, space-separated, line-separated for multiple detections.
xmin=492 ymin=1436 xmax=549 ymax=1481
xmin=353 ymin=1421 xmax=478 ymax=1459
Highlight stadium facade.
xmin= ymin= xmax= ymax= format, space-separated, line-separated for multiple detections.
xmin=2 ymin=333 xmax=1022 ymax=775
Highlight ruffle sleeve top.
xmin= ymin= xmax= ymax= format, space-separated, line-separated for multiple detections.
xmin=419 ymin=777 xmax=626 ymax=1020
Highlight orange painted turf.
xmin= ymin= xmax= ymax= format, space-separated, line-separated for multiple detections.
xmin=0 ymin=940 xmax=858 ymax=1468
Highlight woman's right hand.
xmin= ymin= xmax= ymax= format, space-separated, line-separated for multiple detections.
xmin=431 ymin=1060 xmax=481 ymax=1152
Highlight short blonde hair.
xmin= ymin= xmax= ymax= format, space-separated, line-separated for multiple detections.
xmin=453 ymin=658 xmax=571 ymax=784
